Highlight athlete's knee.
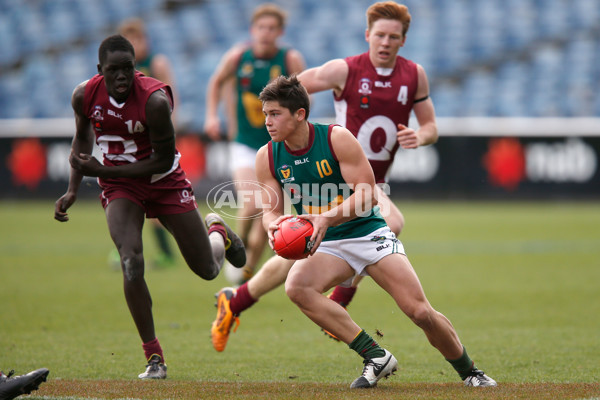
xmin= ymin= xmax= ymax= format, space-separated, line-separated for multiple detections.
xmin=389 ymin=212 xmax=405 ymax=236
xmin=406 ymin=304 xmax=435 ymax=331
xmin=284 ymin=279 xmax=309 ymax=306
xmin=193 ymin=260 xmax=220 ymax=280
xmin=121 ymin=252 xmax=144 ymax=281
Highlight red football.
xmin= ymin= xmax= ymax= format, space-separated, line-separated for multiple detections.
xmin=272 ymin=217 xmax=314 ymax=260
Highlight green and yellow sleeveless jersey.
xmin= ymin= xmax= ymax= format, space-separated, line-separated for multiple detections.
xmin=135 ymin=54 xmax=153 ymax=77
xmin=236 ymin=47 xmax=288 ymax=150
xmin=268 ymin=122 xmax=386 ymax=241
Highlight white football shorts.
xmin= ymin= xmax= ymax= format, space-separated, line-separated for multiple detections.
xmin=316 ymin=226 xmax=405 ymax=278
xmin=230 ymin=142 xmax=258 ymax=171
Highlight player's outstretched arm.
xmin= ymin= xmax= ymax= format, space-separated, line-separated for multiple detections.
xmin=204 ymin=46 xmax=243 ymax=140
xmin=297 ymin=59 xmax=348 ymax=96
xmin=54 ymin=82 xmax=95 ymax=222
xmin=285 ymin=48 xmax=307 ymax=76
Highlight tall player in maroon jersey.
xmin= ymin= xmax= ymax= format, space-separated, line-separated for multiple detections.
xmin=296 ymin=0 xmax=438 ymax=316
xmin=208 ymin=1 xmax=436 ymax=350
xmin=54 ymin=35 xmax=246 ymax=379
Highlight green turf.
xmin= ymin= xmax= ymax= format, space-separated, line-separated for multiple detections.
xmin=1 ymin=199 xmax=599 ymax=395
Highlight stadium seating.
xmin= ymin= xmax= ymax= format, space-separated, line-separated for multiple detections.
xmin=0 ymin=0 xmax=599 ymax=129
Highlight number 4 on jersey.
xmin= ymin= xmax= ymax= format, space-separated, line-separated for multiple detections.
xmin=397 ymin=86 xmax=408 ymax=105
xmin=125 ymin=120 xmax=145 ymax=134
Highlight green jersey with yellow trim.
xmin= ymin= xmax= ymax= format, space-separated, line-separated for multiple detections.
xmin=135 ymin=54 xmax=153 ymax=77
xmin=269 ymin=122 xmax=386 ymax=241
xmin=236 ymin=47 xmax=288 ymax=150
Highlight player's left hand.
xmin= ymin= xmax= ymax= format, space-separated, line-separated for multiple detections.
xmin=396 ymin=124 xmax=419 ymax=149
xmin=69 ymin=152 xmax=103 ymax=176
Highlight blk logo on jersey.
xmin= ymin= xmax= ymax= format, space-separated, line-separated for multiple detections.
xmin=107 ymin=109 xmax=123 ymax=119
xmin=375 ymin=81 xmax=392 ymax=88
xmin=294 ymin=157 xmax=309 ymax=165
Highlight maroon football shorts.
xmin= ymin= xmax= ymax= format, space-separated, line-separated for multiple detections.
xmin=98 ymin=166 xmax=198 ymax=218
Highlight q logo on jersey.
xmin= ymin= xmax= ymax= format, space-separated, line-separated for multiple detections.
xmin=92 ymin=105 xmax=104 ymax=131
xmin=358 ymin=78 xmax=372 ymax=109
xmin=278 ymin=164 xmax=295 ymax=184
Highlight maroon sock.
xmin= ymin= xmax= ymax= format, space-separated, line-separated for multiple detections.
xmin=230 ymin=282 xmax=257 ymax=315
xmin=142 ymin=337 xmax=164 ymax=362
xmin=329 ymin=285 xmax=357 ymax=308
xmin=208 ymin=224 xmax=227 ymax=243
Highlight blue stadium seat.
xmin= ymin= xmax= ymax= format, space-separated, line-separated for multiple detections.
xmin=2 ymin=0 xmax=599 ymax=120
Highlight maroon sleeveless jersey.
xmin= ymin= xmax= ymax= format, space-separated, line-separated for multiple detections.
xmin=334 ymin=52 xmax=418 ymax=183
xmin=83 ymin=71 xmax=179 ymax=182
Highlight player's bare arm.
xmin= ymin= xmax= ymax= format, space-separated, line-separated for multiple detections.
xmin=150 ymin=54 xmax=179 ymax=127
xmin=255 ymin=145 xmax=291 ymax=246
xmin=397 ymin=64 xmax=438 ymax=149
xmin=285 ymin=49 xmax=307 ymax=75
xmin=297 ymin=59 xmax=349 ymax=97
xmin=300 ymin=126 xmax=378 ymax=253
xmin=54 ymin=82 xmax=96 ymax=222
xmin=150 ymin=54 xmax=175 ymax=88
xmin=204 ymin=46 xmax=244 ymax=140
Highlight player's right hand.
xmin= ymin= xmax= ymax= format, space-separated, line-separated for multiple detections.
xmin=396 ymin=123 xmax=419 ymax=149
xmin=54 ymin=193 xmax=76 ymax=222
xmin=203 ymin=116 xmax=223 ymax=141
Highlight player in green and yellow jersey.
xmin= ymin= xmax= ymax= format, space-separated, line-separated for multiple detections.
xmin=204 ymin=3 xmax=306 ymax=283
xmin=252 ymin=75 xmax=496 ymax=389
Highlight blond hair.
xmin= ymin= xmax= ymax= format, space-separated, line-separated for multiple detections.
xmin=118 ymin=17 xmax=146 ymax=37
xmin=251 ymin=3 xmax=287 ymax=28
xmin=366 ymin=1 xmax=411 ymax=36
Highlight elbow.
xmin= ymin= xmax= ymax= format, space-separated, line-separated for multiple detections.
xmin=430 ymin=124 xmax=439 ymax=144
xmin=154 ymin=153 xmax=176 ymax=174
xmin=159 ymin=160 xmax=174 ymax=174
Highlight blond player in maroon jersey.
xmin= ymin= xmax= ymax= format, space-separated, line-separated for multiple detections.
xmin=296 ymin=1 xmax=439 ymax=314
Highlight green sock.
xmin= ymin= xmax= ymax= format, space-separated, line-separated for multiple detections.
xmin=348 ymin=329 xmax=385 ymax=359
xmin=446 ymin=346 xmax=475 ymax=380
xmin=153 ymin=225 xmax=173 ymax=257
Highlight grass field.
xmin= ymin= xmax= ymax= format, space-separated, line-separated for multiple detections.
xmin=1 ymin=199 xmax=599 ymax=399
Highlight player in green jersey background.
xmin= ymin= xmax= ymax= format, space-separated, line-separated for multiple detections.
xmin=204 ymin=3 xmax=306 ymax=284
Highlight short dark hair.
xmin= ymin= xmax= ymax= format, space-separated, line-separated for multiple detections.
xmin=98 ymin=35 xmax=135 ymax=65
xmin=258 ymin=75 xmax=310 ymax=119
